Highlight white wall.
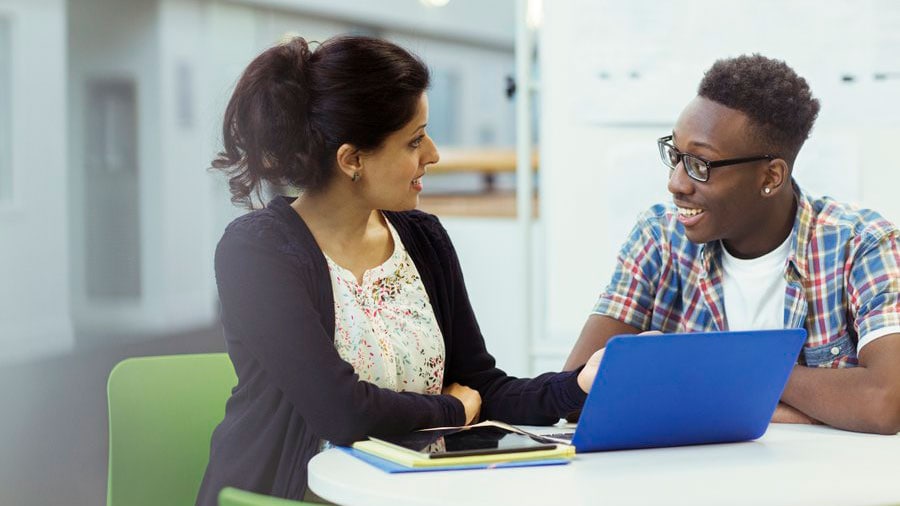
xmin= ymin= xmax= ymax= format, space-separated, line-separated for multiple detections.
xmin=441 ymin=218 xmax=544 ymax=377
xmin=69 ymin=0 xmax=157 ymax=338
xmin=69 ymin=0 xmax=217 ymax=342
xmin=387 ymin=31 xmax=516 ymax=148
xmin=156 ymin=0 xmax=219 ymax=331
xmin=0 ymin=0 xmax=72 ymax=365
xmin=537 ymin=0 xmax=900 ymax=366
xmin=231 ymin=0 xmax=515 ymax=49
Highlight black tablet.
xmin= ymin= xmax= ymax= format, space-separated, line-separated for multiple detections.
xmin=369 ymin=425 xmax=557 ymax=459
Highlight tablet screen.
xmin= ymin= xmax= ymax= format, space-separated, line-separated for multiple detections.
xmin=371 ymin=426 xmax=556 ymax=459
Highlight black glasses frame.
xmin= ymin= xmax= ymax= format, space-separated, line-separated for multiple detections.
xmin=657 ymin=135 xmax=776 ymax=182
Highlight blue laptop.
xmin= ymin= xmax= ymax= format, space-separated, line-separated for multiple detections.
xmin=562 ymin=329 xmax=806 ymax=452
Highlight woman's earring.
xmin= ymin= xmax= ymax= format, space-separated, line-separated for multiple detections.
xmin=351 ymin=171 xmax=361 ymax=182
xmin=763 ymin=187 xmax=771 ymax=195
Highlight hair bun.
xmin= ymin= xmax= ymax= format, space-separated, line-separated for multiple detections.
xmin=284 ymin=36 xmax=313 ymax=67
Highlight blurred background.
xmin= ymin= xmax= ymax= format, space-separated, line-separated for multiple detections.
xmin=2 ymin=0 xmax=899 ymax=504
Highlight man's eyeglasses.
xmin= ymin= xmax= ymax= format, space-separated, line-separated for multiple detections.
xmin=657 ymin=135 xmax=776 ymax=182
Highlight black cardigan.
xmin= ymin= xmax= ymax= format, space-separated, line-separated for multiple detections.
xmin=196 ymin=197 xmax=586 ymax=504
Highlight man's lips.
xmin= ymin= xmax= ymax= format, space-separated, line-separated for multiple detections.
xmin=674 ymin=202 xmax=705 ymax=225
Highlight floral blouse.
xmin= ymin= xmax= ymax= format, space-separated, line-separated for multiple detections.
xmin=324 ymin=218 xmax=445 ymax=395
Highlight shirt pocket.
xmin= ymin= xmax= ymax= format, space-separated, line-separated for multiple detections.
xmin=802 ymin=332 xmax=858 ymax=368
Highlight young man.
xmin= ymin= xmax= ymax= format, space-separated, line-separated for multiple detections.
xmin=564 ymin=54 xmax=900 ymax=435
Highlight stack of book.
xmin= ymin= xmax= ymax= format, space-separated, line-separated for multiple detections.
xmin=345 ymin=421 xmax=575 ymax=473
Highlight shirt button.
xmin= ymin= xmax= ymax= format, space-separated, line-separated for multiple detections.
xmin=830 ymin=346 xmax=841 ymax=356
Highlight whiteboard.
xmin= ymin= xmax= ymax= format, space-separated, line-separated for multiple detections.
xmin=568 ymin=0 xmax=900 ymax=128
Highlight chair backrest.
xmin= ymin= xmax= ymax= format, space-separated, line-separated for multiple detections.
xmin=218 ymin=487 xmax=314 ymax=506
xmin=107 ymin=353 xmax=237 ymax=506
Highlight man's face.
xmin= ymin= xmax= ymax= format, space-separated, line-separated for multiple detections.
xmin=667 ymin=96 xmax=774 ymax=255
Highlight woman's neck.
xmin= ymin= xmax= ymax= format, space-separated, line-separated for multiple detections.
xmin=292 ymin=184 xmax=375 ymax=243
xmin=291 ymin=185 xmax=392 ymax=282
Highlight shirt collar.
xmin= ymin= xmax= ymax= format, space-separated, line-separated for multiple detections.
xmin=698 ymin=240 xmax=717 ymax=278
xmin=787 ymin=183 xmax=813 ymax=279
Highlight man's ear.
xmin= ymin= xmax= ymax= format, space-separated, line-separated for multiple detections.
xmin=335 ymin=143 xmax=363 ymax=180
xmin=762 ymin=158 xmax=790 ymax=196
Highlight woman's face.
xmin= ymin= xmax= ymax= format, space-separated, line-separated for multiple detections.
xmin=358 ymin=93 xmax=439 ymax=211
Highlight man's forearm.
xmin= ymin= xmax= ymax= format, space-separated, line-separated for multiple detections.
xmin=771 ymin=402 xmax=821 ymax=425
xmin=563 ymin=315 xmax=641 ymax=371
xmin=781 ymin=365 xmax=900 ymax=434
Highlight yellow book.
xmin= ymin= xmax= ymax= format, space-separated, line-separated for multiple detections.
xmin=353 ymin=440 xmax=574 ymax=468
xmin=352 ymin=421 xmax=575 ymax=468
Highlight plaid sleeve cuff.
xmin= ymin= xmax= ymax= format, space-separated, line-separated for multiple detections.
xmin=858 ymin=325 xmax=900 ymax=351
xmin=593 ymin=292 xmax=651 ymax=330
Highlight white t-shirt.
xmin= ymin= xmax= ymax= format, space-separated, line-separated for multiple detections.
xmin=720 ymin=235 xmax=792 ymax=331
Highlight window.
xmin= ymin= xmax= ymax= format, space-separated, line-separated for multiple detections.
xmin=84 ymin=79 xmax=141 ymax=299
xmin=425 ymin=67 xmax=460 ymax=146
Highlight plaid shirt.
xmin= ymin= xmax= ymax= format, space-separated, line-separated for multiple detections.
xmin=593 ymin=184 xmax=900 ymax=368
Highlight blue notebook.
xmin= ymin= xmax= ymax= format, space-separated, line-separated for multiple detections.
xmin=338 ymin=446 xmax=571 ymax=473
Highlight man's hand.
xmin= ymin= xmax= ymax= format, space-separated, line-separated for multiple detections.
xmin=771 ymin=402 xmax=822 ymax=425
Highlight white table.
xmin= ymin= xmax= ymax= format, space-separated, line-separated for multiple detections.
xmin=308 ymin=424 xmax=900 ymax=506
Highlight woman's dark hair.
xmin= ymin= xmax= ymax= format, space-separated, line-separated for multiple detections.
xmin=213 ymin=35 xmax=430 ymax=207
xmin=698 ymin=54 xmax=820 ymax=168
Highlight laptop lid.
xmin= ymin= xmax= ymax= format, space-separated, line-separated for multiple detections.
xmin=571 ymin=328 xmax=807 ymax=452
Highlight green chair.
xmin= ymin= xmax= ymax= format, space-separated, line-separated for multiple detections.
xmin=106 ymin=353 xmax=237 ymax=506
xmin=218 ymin=487 xmax=316 ymax=506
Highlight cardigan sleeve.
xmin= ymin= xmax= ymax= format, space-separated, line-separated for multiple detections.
xmin=215 ymin=220 xmax=465 ymax=445
xmin=431 ymin=219 xmax=587 ymax=425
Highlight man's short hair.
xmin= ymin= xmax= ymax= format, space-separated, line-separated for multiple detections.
xmin=698 ymin=54 xmax=820 ymax=167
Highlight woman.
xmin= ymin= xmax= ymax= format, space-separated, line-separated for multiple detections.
xmin=196 ymin=35 xmax=602 ymax=505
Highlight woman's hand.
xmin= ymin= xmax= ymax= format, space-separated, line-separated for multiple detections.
xmin=443 ymin=382 xmax=482 ymax=425
xmin=577 ymin=347 xmax=606 ymax=393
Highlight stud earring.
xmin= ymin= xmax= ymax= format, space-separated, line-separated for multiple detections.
xmin=351 ymin=171 xmax=361 ymax=182
xmin=763 ymin=187 xmax=771 ymax=195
